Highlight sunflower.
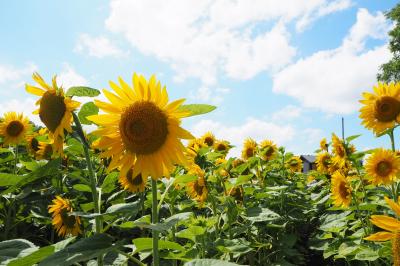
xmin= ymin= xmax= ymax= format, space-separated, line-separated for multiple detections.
xmin=201 ymin=132 xmax=215 ymax=147
xmin=48 ymin=196 xmax=81 ymax=237
xmin=331 ymin=133 xmax=347 ymax=168
xmin=241 ymin=138 xmax=257 ymax=160
xmin=37 ymin=141 xmax=53 ymax=160
xmin=227 ymin=186 xmax=244 ymax=202
xmin=316 ymin=152 xmax=331 ymax=174
xmin=259 ymin=139 xmax=277 ymax=160
xmin=26 ymin=128 xmax=47 ymax=157
xmin=331 ymin=171 xmax=352 ymax=208
xmin=359 ymin=82 xmax=400 ymax=134
xmin=365 ymin=148 xmax=400 ymax=185
xmin=320 ymin=138 xmax=328 ymax=151
xmin=187 ymin=176 xmax=208 ymax=204
xmin=214 ymin=140 xmax=230 ymax=154
xmin=0 ymin=112 xmax=31 ymax=145
xmin=88 ymin=74 xmax=194 ymax=180
xmin=119 ymin=168 xmax=147 ymax=193
xmin=286 ymin=156 xmax=303 ymax=172
xmin=307 ymin=175 xmax=316 ymax=184
xmin=25 ymin=73 xmax=80 ymax=155
xmin=364 ymin=196 xmax=400 ymax=264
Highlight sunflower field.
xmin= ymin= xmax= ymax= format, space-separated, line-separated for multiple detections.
xmin=2 ymin=5 xmax=400 ymax=265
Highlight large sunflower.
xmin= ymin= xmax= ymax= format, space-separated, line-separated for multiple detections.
xmin=48 ymin=196 xmax=81 ymax=237
xmin=241 ymin=138 xmax=257 ymax=160
xmin=25 ymin=73 xmax=80 ymax=155
xmin=119 ymin=169 xmax=147 ymax=193
xmin=286 ymin=156 xmax=303 ymax=173
xmin=365 ymin=148 xmax=400 ymax=185
xmin=259 ymin=139 xmax=278 ymax=161
xmin=359 ymin=83 xmax=400 ymax=134
xmin=0 ymin=112 xmax=31 ymax=145
xmin=88 ymin=74 xmax=194 ymax=180
xmin=331 ymin=171 xmax=352 ymax=208
xmin=364 ymin=196 xmax=400 ymax=265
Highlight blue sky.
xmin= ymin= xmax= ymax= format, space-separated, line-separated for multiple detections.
xmin=0 ymin=0 xmax=398 ymax=156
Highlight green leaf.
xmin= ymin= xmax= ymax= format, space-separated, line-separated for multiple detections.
xmin=73 ymin=184 xmax=92 ymax=193
xmin=244 ymin=207 xmax=280 ymax=222
xmin=174 ymin=174 xmax=198 ymax=185
xmin=136 ymin=212 xmax=193 ymax=232
xmin=101 ymin=172 xmax=119 ymax=194
xmin=0 ymin=239 xmax=36 ymax=263
xmin=39 ymin=234 xmax=114 ymax=266
xmin=66 ymin=86 xmax=100 ymax=97
xmin=177 ymin=104 xmax=216 ymax=117
xmin=78 ymin=102 xmax=99 ymax=125
xmin=132 ymin=238 xmax=185 ymax=253
xmin=105 ymin=201 xmax=141 ymax=216
xmin=8 ymin=246 xmax=54 ymax=266
xmin=184 ymin=259 xmax=242 ymax=266
xmin=354 ymin=246 xmax=379 ymax=261
xmin=235 ymin=174 xmax=252 ymax=186
xmin=0 ymin=173 xmax=24 ymax=186
xmin=1 ymin=158 xmax=62 ymax=196
xmin=345 ymin=134 xmax=361 ymax=142
xmin=176 ymin=226 xmax=206 ymax=242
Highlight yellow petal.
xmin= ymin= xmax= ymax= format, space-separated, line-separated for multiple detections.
xmin=370 ymin=215 xmax=400 ymax=232
xmin=25 ymin=84 xmax=45 ymax=96
xmin=94 ymin=99 xmax=122 ymax=113
xmin=384 ymin=196 xmax=400 ymax=217
xmin=364 ymin=231 xmax=394 ymax=241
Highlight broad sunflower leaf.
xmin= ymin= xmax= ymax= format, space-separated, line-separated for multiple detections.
xmin=345 ymin=134 xmax=361 ymax=142
xmin=178 ymin=104 xmax=216 ymax=117
xmin=66 ymin=86 xmax=100 ymax=97
xmin=101 ymin=172 xmax=119 ymax=194
xmin=244 ymin=207 xmax=280 ymax=222
xmin=0 ymin=239 xmax=37 ymax=264
xmin=78 ymin=102 xmax=99 ymax=125
xmin=132 ymin=238 xmax=185 ymax=253
xmin=0 ymin=173 xmax=24 ymax=186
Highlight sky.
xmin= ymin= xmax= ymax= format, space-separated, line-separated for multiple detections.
xmin=0 ymin=0 xmax=398 ymax=157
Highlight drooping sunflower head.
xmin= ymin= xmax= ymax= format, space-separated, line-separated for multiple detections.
xmin=332 ymin=134 xmax=346 ymax=158
xmin=365 ymin=148 xmax=400 ymax=185
xmin=331 ymin=171 xmax=352 ymax=208
xmin=286 ymin=156 xmax=303 ymax=173
xmin=359 ymin=82 xmax=400 ymax=134
xmin=316 ymin=152 xmax=331 ymax=174
xmin=187 ymin=176 xmax=208 ymax=205
xmin=0 ymin=112 xmax=31 ymax=145
xmin=201 ymin=132 xmax=215 ymax=147
xmin=119 ymin=168 xmax=147 ymax=193
xmin=37 ymin=141 xmax=54 ymax=160
xmin=226 ymin=186 xmax=244 ymax=203
xmin=259 ymin=139 xmax=278 ymax=161
xmin=88 ymin=73 xmax=194 ymax=180
xmin=320 ymin=138 xmax=328 ymax=151
xmin=48 ymin=196 xmax=81 ymax=237
xmin=25 ymin=73 xmax=80 ymax=155
xmin=241 ymin=138 xmax=257 ymax=160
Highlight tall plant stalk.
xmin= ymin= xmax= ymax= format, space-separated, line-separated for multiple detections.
xmin=151 ymin=178 xmax=160 ymax=266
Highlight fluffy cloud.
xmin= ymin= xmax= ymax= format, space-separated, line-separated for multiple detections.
xmin=272 ymin=8 xmax=392 ymax=114
xmin=74 ymin=33 xmax=127 ymax=58
xmin=105 ymin=0 xmax=350 ymax=84
xmin=189 ymin=86 xmax=230 ymax=105
xmin=0 ymin=98 xmax=42 ymax=126
xmin=57 ymin=63 xmax=89 ymax=89
xmin=271 ymin=105 xmax=302 ymax=121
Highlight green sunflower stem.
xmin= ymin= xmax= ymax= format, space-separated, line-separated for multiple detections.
xmin=72 ymin=112 xmax=103 ymax=265
xmin=389 ymin=130 xmax=396 ymax=151
xmin=151 ymin=178 xmax=160 ymax=266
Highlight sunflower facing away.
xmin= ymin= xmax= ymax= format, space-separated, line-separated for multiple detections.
xmin=365 ymin=148 xmax=400 ymax=185
xmin=259 ymin=139 xmax=278 ymax=161
xmin=320 ymin=138 xmax=328 ymax=152
xmin=88 ymin=73 xmax=194 ymax=180
xmin=25 ymin=73 xmax=80 ymax=155
xmin=241 ymin=138 xmax=257 ymax=160
xmin=364 ymin=196 xmax=400 ymax=265
xmin=359 ymin=82 xmax=400 ymax=135
xmin=201 ymin=132 xmax=215 ymax=147
xmin=316 ymin=152 xmax=331 ymax=174
xmin=119 ymin=168 xmax=147 ymax=193
xmin=287 ymin=156 xmax=303 ymax=173
xmin=0 ymin=112 xmax=31 ymax=145
xmin=331 ymin=171 xmax=352 ymax=208
xmin=331 ymin=133 xmax=347 ymax=168
xmin=48 ymin=196 xmax=81 ymax=237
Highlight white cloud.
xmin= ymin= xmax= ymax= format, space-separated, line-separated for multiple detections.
xmin=57 ymin=63 xmax=89 ymax=89
xmin=0 ymin=98 xmax=42 ymax=126
xmin=105 ymin=0 xmax=350 ymax=84
xmin=271 ymin=105 xmax=302 ymax=121
xmin=0 ymin=63 xmax=37 ymax=96
xmin=190 ymin=117 xmax=295 ymax=157
xmin=74 ymin=33 xmax=127 ymax=58
xmin=272 ymin=8 xmax=391 ymax=114
xmin=189 ymin=86 xmax=230 ymax=105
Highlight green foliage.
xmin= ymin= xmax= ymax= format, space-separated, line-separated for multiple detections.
xmin=178 ymin=104 xmax=216 ymax=117
xmin=65 ymin=86 xmax=100 ymax=97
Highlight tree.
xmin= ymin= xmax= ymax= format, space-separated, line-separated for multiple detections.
xmin=377 ymin=3 xmax=400 ymax=83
